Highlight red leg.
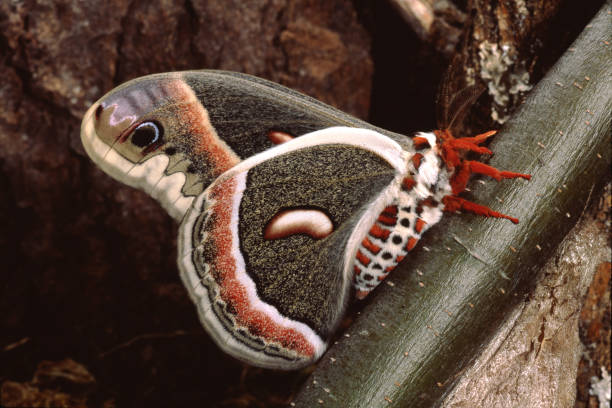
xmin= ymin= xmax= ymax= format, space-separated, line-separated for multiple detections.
xmin=442 ymin=195 xmax=519 ymax=224
xmin=467 ymin=161 xmax=531 ymax=182
xmin=445 ymin=139 xmax=493 ymax=155
xmin=459 ymin=130 xmax=497 ymax=145
xmin=450 ymin=160 xmax=531 ymax=194
xmin=450 ymin=163 xmax=471 ymax=194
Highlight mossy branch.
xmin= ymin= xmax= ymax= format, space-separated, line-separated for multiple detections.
xmin=292 ymin=3 xmax=611 ymax=407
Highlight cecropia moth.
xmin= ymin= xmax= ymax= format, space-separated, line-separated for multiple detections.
xmin=80 ymin=71 xmax=529 ymax=369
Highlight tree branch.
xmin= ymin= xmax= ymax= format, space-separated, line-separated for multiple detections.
xmin=291 ymin=3 xmax=611 ymax=407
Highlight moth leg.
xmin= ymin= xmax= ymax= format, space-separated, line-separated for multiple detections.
xmin=457 ymin=130 xmax=497 ymax=145
xmin=442 ymin=195 xmax=519 ymax=224
xmin=443 ymin=139 xmax=493 ymax=155
xmin=450 ymin=160 xmax=531 ymax=194
xmin=422 ymin=130 xmax=496 ymax=155
xmin=466 ymin=161 xmax=532 ymax=181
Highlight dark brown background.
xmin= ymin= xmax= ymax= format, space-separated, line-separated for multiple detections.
xmin=0 ymin=1 xmax=607 ymax=407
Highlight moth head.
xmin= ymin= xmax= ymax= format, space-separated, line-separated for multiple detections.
xmin=412 ymin=129 xmax=530 ymax=224
xmin=413 ymin=129 xmax=498 ymax=195
xmin=435 ymin=129 xmax=492 ymax=168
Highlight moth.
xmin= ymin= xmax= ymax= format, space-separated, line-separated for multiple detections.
xmin=81 ymin=70 xmax=530 ymax=370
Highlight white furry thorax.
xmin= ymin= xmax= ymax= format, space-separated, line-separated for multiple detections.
xmin=412 ymin=131 xmax=452 ymax=202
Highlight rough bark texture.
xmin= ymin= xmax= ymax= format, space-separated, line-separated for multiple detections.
xmin=387 ymin=0 xmax=467 ymax=55
xmin=438 ymin=0 xmax=573 ymax=128
xmin=0 ymin=1 xmax=608 ymax=407
xmin=441 ymin=201 xmax=610 ymax=408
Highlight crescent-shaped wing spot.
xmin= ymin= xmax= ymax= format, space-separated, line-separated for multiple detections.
xmin=263 ymin=209 xmax=333 ymax=240
xmin=267 ymin=130 xmax=295 ymax=145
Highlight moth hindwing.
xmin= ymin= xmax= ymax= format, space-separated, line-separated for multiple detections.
xmin=178 ymin=128 xmax=409 ymax=369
